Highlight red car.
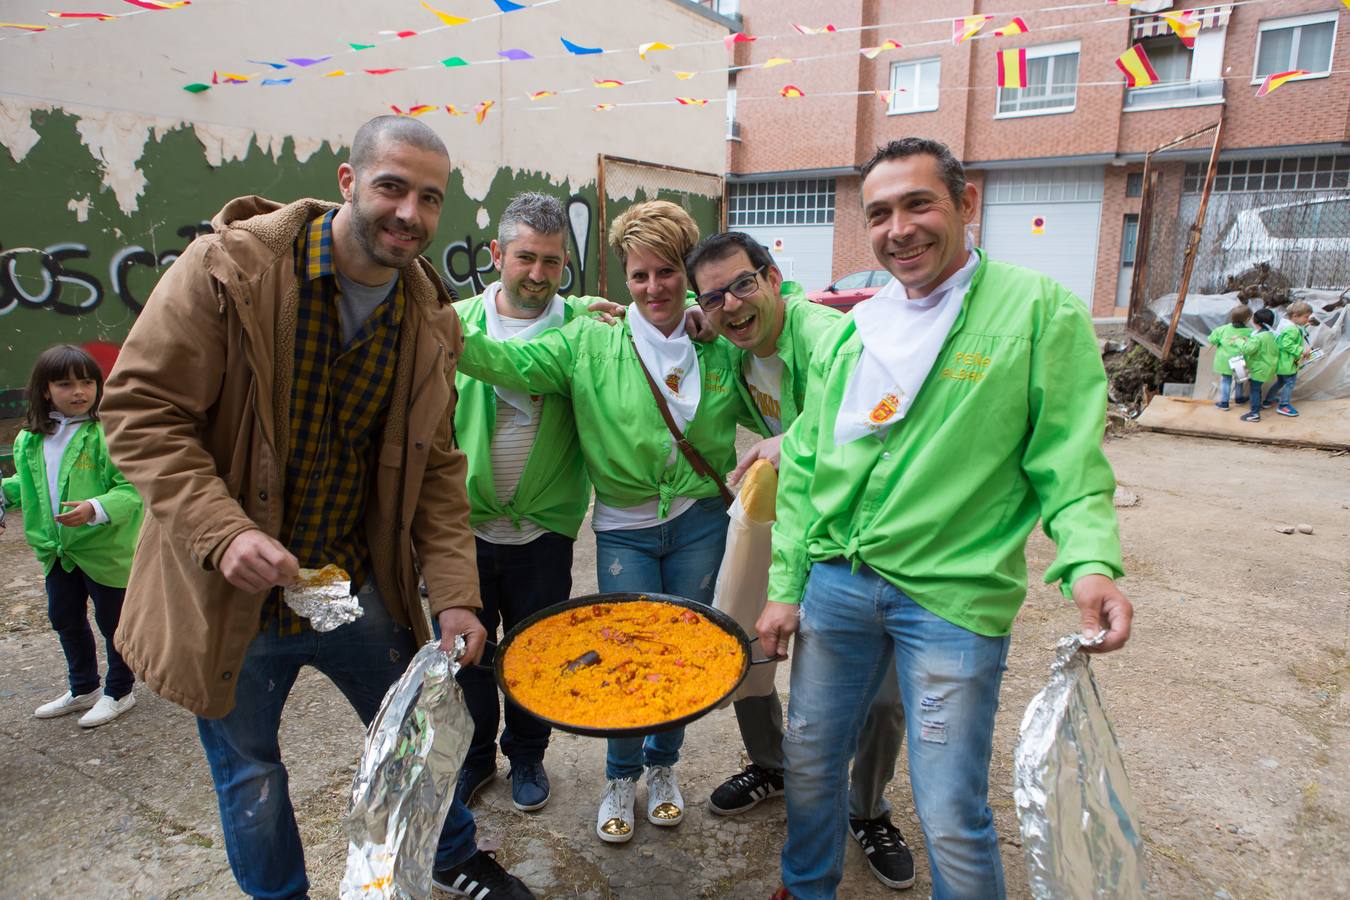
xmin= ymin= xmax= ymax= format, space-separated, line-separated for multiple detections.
xmin=806 ymin=269 xmax=891 ymax=312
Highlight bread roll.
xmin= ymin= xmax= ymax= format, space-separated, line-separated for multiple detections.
xmin=738 ymin=458 xmax=778 ymax=523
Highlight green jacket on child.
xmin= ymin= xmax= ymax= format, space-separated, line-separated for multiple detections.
xmin=1207 ymin=324 xmax=1252 ymax=375
xmin=1245 ymin=328 xmax=1278 ymax=383
xmin=1274 ymin=322 xmax=1308 ymax=377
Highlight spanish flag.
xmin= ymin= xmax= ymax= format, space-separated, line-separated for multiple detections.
xmin=593 ymin=78 xmax=625 ymax=88
xmin=1256 ymin=70 xmax=1309 ymax=97
xmin=997 ymin=48 xmax=1028 ymax=88
xmin=594 ymin=103 xmax=616 ymax=111
xmin=860 ymin=39 xmax=902 ymax=60
xmin=675 ymin=97 xmax=709 ymax=106
xmin=780 ymin=85 xmax=805 ymax=98
xmin=0 ymin=21 xmax=49 ymax=30
xmin=123 ymin=0 xmax=191 ymax=9
xmin=529 ymin=90 xmax=556 ymax=101
xmin=445 ymin=104 xmax=465 ymax=116
xmin=407 ymin=105 xmax=438 ymax=117
xmin=1161 ymin=12 xmax=1199 ymax=49
xmin=993 ymin=17 xmax=1028 ymax=37
xmin=1115 ymin=44 xmax=1159 ymax=88
xmin=47 ymin=10 xmax=118 ymax=19
xmin=952 ymin=15 xmax=992 ymax=45
xmin=474 ymin=100 xmax=494 ymax=124
xmin=791 ymin=23 xmax=836 ymax=35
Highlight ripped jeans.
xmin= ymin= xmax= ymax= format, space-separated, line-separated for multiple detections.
xmin=594 ymin=496 xmax=729 ymax=780
xmin=781 ymin=560 xmax=1010 ymax=900
xmin=196 ymin=581 xmax=477 ymax=899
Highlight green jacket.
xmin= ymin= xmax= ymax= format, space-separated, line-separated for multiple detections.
xmin=1245 ymin=328 xmax=1279 ymax=383
xmin=452 ymin=293 xmax=594 ymax=539
xmin=769 ymin=252 xmax=1122 ymax=637
xmin=1 ymin=422 xmax=144 ymax=587
xmin=1274 ymin=323 xmax=1308 ymax=376
xmin=457 ymin=314 xmax=758 ymax=518
xmin=743 ymin=283 xmax=843 ymax=434
xmin=1207 ymin=324 xmax=1253 ymax=375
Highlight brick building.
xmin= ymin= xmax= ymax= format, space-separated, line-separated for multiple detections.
xmin=717 ymin=0 xmax=1350 ymax=317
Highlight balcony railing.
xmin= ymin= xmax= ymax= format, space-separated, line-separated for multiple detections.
xmin=1124 ymin=78 xmax=1225 ymax=110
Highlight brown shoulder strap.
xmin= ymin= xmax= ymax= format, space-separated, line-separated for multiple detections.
xmin=629 ymin=336 xmax=734 ymax=507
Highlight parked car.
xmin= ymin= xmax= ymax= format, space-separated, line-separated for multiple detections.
xmin=806 ymin=268 xmax=891 ymax=312
xmin=1219 ymin=196 xmax=1350 ymax=289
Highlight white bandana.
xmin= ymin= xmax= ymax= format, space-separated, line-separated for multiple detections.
xmin=834 ymin=250 xmax=979 ymax=446
xmin=481 ymin=281 xmax=566 ymax=425
xmin=628 ymin=301 xmax=700 ymax=431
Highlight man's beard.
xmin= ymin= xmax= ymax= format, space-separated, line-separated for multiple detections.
xmin=501 ymin=278 xmax=557 ymax=313
xmin=349 ymin=188 xmax=431 ymax=270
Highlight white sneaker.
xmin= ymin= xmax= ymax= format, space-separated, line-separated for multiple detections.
xmin=645 ymin=765 xmax=684 ymax=826
xmin=596 ymin=777 xmax=638 ymax=843
xmin=78 ymin=691 xmax=136 ymax=728
xmin=34 ymin=689 xmax=101 ymax=719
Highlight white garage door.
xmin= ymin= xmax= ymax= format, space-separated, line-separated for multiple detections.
xmin=738 ymin=224 xmax=836 ymax=293
xmin=980 ymin=167 xmax=1103 ymax=307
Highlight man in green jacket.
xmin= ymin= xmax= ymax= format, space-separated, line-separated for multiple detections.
xmin=451 ymin=192 xmax=595 ymax=813
xmin=685 ymin=232 xmax=915 ymax=891
xmin=756 ymin=138 xmax=1134 ymax=899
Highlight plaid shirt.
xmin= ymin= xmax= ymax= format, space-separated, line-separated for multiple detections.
xmin=263 ymin=210 xmax=405 ymax=634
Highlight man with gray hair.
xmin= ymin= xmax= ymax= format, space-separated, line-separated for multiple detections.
xmin=451 ymin=191 xmax=598 ymax=814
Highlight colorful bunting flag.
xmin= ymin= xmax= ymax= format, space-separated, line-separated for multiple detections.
xmin=212 ymin=71 xmax=251 ymax=83
xmin=365 ymin=68 xmax=404 ymax=75
xmin=996 ymin=48 xmax=1028 ymax=88
xmin=445 ymin=104 xmax=465 ymax=116
xmin=779 ymin=85 xmax=805 ymax=98
xmin=993 ymin=17 xmax=1028 ymax=37
xmin=675 ymin=97 xmax=709 ymax=105
xmin=249 ymin=60 xmax=289 ymax=70
xmin=763 ymin=57 xmax=792 ymax=68
xmin=1161 ymin=12 xmax=1199 ymax=49
xmin=876 ymin=89 xmax=903 ymax=104
xmin=952 ymin=15 xmax=992 ymax=44
xmin=791 ymin=23 xmax=836 ymax=34
xmin=561 ymin=37 xmax=602 ymax=55
xmin=261 ymin=78 xmax=293 ymax=86
xmin=420 ymin=1 xmax=469 ymax=26
xmin=1115 ymin=44 xmax=1159 ymax=88
xmin=674 ymin=71 xmax=696 ymax=80
xmin=493 ymin=0 xmax=524 ymax=10
xmin=324 ymin=69 xmax=346 ymax=77
xmin=441 ymin=56 xmax=468 ymax=67
xmin=860 ymin=39 xmax=902 ymax=60
xmin=639 ymin=41 xmax=671 ymax=60
xmin=47 ymin=11 xmax=119 ymax=20
xmin=593 ymin=78 xmax=624 ymax=88
xmin=394 ymin=30 xmax=417 ymax=38
xmin=123 ymin=0 xmax=189 ymax=8
xmin=594 ymin=103 xmax=616 ymax=111
xmin=182 ymin=82 xmax=210 ymax=92
xmin=529 ymin=90 xmax=556 ymax=100
xmin=407 ymin=104 xmax=438 ymax=116
xmin=349 ymin=42 xmax=375 ymax=51
xmin=724 ymin=32 xmax=755 ymax=51
xmin=475 ymin=100 xmax=494 ymax=124
xmin=1255 ymin=70 xmax=1309 ymax=96
xmin=498 ymin=48 xmax=532 ymax=60
xmin=0 ymin=22 xmax=49 ymax=30
xmin=287 ymin=56 xmax=331 ymax=67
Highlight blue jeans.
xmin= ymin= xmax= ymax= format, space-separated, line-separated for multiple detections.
xmin=594 ymin=497 xmax=729 ymax=780
xmin=1218 ymin=374 xmax=1233 ymax=405
xmin=1264 ymin=373 xmax=1296 ymax=406
xmin=196 ymin=582 xmax=476 ymax=899
xmin=44 ymin=563 xmax=134 ymax=699
xmin=782 ymin=560 xmax=1010 ymax=900
xmin=457 ymin=532 xmax=573 ymax=770
xmin=1247 ymin=381 xmax=1264 ymax=415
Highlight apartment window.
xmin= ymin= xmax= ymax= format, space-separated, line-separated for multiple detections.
xmin=888 ymin=58 xmax=940 ymax=114
xmin=1255 ymin=12 xmax=1337 ymax=81
xmin=1123 ymin=33 xmax=1225 ymax=109
xmin=728 ymin=178 xmax=836 ymax=226
xmin=997 ymin=41 xmax=1079 ymax=117
xmin=1126 ymin=172 xmax=1144 ymax=197
xmin=1183 ymin=156 xmax=1350 ymax=193
xmin=1121 ymin=215 xmax=1139 ymax=267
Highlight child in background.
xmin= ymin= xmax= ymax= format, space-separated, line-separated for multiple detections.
xmin=1207 ymin=304 xmax=1253 ymax=410
xmin=1240 ymin=309 xmax=1278 ymax=423
xmin=1263 ymin=301 xmax=1314 ymax=418
xmin=0 ymin=345 xmax=144 ymax=728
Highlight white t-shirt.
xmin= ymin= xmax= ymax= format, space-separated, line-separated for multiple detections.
xmin=745 ymin=353 xmax=785 ymax=436
xmin=473 ymin=315 xmax=547 ymax=545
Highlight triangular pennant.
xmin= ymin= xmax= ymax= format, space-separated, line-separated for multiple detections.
xmin=780 ymin=85 xmax=805 ymax=98
xmin=639 ymin=41 xmax=671 ymax=60
xmin=561 ymin=37 xmax=602 ymax=55
xmin=993 ymin=17 xmax=1028 ymax=37
xmin=475 ymin=100 xmax=494 ymax=124
xmin=952 ymin=15 xmax=992 ymax=45
xmin=724 ymin=31 xmax=756 ymax=51
xmin=1255 ymin=70 xmax=1309 ymax=96
xmin=420 ymin=1 xmax=469 ymax=26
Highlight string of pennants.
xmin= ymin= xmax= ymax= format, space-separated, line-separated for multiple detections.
xmin=3 ymin=0 xmax=1344 ymax=118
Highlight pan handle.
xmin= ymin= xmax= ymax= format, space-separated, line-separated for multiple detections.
xmin=747 ymin=634 xmax=787 ymax=665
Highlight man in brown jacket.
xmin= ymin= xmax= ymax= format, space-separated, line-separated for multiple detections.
xmin=102 ymin=117 xmax=534 ymax=900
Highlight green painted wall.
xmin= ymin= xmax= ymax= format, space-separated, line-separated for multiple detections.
xmin=0 ymin=108 xmax=721 ymax=412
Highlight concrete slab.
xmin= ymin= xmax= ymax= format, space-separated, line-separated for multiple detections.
xmin=1137 ymin=396 xmax=1350 ymax=449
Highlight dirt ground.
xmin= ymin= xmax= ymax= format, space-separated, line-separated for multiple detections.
xmin=1 ymin=430 xmax=1346 ymax=898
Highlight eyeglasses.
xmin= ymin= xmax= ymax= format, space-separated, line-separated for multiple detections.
xmin=695 ymin=265 xmax=767 ymax=311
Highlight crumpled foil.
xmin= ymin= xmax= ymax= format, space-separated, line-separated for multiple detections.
xmin=340 ymin=637 xmax=472 ymax=900
xmin=283 ymin=573 xmax=362 ymax=632
xmin=1013 ymin=631 xmax=1146 ymax=899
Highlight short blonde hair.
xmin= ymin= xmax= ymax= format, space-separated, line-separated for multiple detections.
xmin=1287 ymin=300 xmax=1313 ymax=318
xmin=608 ymin=200 xmax=699 ymax=272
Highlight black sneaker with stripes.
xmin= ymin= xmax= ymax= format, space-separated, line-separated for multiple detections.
xmin=708 ymin=764 xmax=785 ymax=815
xmin=848 ymin=814 xmax=916 ymax=890
xmin=432 ymin=850 xmax=535 ymax=899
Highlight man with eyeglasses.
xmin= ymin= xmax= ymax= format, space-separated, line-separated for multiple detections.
xmin=684 ymin=232 xmax=917 ymax=892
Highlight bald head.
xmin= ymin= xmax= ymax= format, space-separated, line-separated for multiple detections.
xmin=350 ymin=115 xmax=449 ymax=175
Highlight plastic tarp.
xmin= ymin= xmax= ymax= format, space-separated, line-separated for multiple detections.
xmin=1148 ymin=289 xmax=1350 ymax=400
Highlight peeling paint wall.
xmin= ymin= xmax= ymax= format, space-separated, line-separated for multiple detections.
xmin=0 ymin=0 xmax=730 ymax=400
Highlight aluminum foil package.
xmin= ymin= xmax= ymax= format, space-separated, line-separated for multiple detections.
xmin=1013 ymin=632 xmax=1146 ymax=899
xmin=283 ymin=566 xmax=362 ymax=632
xmin=340 ymin=637 xmax=472 ymax=900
